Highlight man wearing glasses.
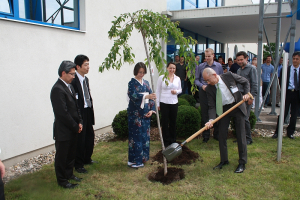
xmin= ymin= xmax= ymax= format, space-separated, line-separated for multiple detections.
xmin=50 ymin=61 xmax=83 ymax=189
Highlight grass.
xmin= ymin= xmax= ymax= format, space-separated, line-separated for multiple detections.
xmin=4 ymin=137 xmax=300 ymax=200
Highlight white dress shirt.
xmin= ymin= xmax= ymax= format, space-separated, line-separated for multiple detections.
xmin=156 ymin=75 xmax=182 ymax=107
xmin=217 ymin=76 xmax=235 ymax=106
xmin=76 ymin=71 xmax=90 ymax=108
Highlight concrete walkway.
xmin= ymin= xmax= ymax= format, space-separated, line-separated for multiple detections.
xmin=254 ymin=106 xmax=300 ymax=131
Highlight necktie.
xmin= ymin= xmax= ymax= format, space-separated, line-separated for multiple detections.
xmin=294 ymin=69 xmax=298 ymax=91
xmin=83 ymin=79 xmax=92 ymax=107
xmin=68 ymin=85 xmax=73 ymax=94
xmin=216 ymin=83 xmax=223 ymax=116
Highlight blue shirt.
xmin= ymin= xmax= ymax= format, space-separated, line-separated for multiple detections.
xmin=261 ymin=63 xmax=274 ymax=82
xmin=277 ymin=64 xmax=283 ymax=78
xmin=288 ymin=65 xmax=300 ymax=90
xmin=194 ymin=61 xmax=223 ymax=88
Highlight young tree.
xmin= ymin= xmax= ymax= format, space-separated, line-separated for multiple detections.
xmin=99 ymin=9 xmax=197 ymax=175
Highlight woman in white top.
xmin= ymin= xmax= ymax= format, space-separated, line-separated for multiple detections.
xmin=156 ymin=62 xmax=182 ymax=147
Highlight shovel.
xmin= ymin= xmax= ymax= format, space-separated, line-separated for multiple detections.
xmin=162 ymin=92 xmax=254 ymax=162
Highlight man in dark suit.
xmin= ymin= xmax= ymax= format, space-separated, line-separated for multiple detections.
xmin=71 ymin=55 xmax=96 ymax=174
xmin=272 ymin=52 xmax=300 ymax=139
xmin=203 ymin=68 xmax=250 ymax=173
xmin=50 ymin=61 xmax=83 ymax=188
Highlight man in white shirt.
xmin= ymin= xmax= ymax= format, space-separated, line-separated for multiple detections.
xmin=204 ymin=68 xmax=250 ymax=173
xmin=71 ymin=55 xmax=96 ymax=174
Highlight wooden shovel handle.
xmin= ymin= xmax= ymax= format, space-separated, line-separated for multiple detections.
xmin=185 ymin=92 xmax=253 ymax=143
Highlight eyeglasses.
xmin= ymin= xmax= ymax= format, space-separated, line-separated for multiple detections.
xmin=68 ymin=73 xmax=76 ymax=76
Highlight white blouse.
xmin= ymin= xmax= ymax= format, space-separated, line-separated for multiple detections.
xmin=156 ymin=75 xmax=182 ymax=107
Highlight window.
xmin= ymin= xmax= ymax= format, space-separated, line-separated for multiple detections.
xmin=0 ymin=0 xmax=12 ymax=14
xmin=208 ymin=39 xmax=215 ymax=51
xmin=184 ymin=0 xmax=196 ymax=9
xmin=167 ymin=0 xmax=181 ymax=10
xmin=0 ymin=0 xmax=79 ymax=30
xmin=208 ymin=0 xmax=216 ymax=7
xmin=197 ymin=35 xmax=206 ymax=54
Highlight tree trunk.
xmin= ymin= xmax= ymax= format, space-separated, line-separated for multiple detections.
xmin=141 ymin=32 xmax=168 ymax=176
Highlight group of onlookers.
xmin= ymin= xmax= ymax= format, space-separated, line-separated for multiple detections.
xmin=127 ymin=48 xmax=300 ymax=174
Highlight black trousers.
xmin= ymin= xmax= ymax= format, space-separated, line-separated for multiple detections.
xmin=218 ymin=103 xmax=247 ymax=164
xmin=275 ymin=90 xmax=300 ymax=136
xmin=0 ymin=172 xmax=4 ymax=200
xmin=55 ymin=134 xmax=78 ymax=186
xmin=198 ymin=88 xmax=219 ymax=139
xmin=75 ymin=107 xmax=95 ymax=168
xmin=160 ymin=102 xmax=178 ymax=146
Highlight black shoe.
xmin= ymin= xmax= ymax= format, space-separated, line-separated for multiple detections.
xmin=60 ymin=182 xmax=78 ymax=189
xmin=75 ymin=167 xmax=88 ymax=173
xmin=287 ymin=135 xmax=294 ymax=139
xmin=213 ymin=161 xmax=229 ymax=170
xmin=264 ymin=105 xmax=268 ymax=108
xmin=70 ymin=175 xmax=82 ymax=182
xmin=272 ymin=133 xmax=278 ymax=139
xmin=203 ymin=138 xmax=209 ymax=143
xmin=267 ymin=103 xmax=272 ymax=106
xmin=85 ymin=160 xmax=98 ymax=165
xmin=234 ymin=164 xmax=245 ymax=173
xmin=276 ymin=104 xmax=280 ymax=107
xmin=247 ymin=141 xmax=253 ymax=145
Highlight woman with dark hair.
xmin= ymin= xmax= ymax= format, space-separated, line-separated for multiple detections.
xmin=127 ymin=62 xmax=156 ymax=168
xmin=156 ymin=62 xmax=182 ymax=147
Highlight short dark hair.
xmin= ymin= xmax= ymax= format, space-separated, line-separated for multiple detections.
xmin=74 ymin=54 xmax=89 ymax=69
xmin=266 ymin=55 xmax=272 ymax=58
xmin=228 ymin=58 xmax=233 ymax=61
xmin=236 ymin=51 xmax=248 ymax=59
xmin=133 ymin=62 xmax=147 ymax=76
xmin=58 ymin=61 xmax=76 ymax=77
xmin=167 ymin=62 xmax=176 ymax=68
xmin=292 ymin=52 xmax=300 ymax=57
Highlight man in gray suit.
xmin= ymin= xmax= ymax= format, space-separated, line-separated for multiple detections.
xmin=204 ymin=68 xmax=250 ymax=173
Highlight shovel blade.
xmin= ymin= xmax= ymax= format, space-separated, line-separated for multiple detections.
xmin=162 ymin=143 xmax=182 ymax=162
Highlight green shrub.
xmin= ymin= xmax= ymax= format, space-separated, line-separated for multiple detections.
xmin=178 ymin=98 xmax=189 ymax=107
xmin=230 ymin=110 xmax=257 ymax=136
xmin=112 ymin=110 xmax=128 ymax=139
xmin=197 ymin=106 xmax=202 ymax=128
xmin=179 ymin=94 xmax=196 ymax=107
xmin=176 ymin=105 xmax=201 ymax=138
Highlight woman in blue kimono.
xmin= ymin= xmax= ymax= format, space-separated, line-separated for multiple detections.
xmin=127 ymin=62 xmax=156 ymax=168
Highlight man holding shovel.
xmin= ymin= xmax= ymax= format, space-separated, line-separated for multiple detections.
xmin=203 ymin=68 xmax=250 ymax=173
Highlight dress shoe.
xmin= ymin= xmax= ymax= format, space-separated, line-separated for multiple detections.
xmin=276 ymin=104 xmax=280 ymax=107
xmin=213 ymin=161 xmax=229 ymax=170
xmin=75 ymin=167 xmax=88 ymax=173
xmin=287 ymin=135 xmax=294 ymax=139
xmin=272 ymin=133 xmax=278 ymax=139
xmin=203 ymin=138 xmax=209 ymax=143
xmin=264 ymin=105 xmax=268 ymax=108
xmin=234 ymin=164 xmax=245 ymax=173
xmin=85 ymin=160 xmax=98 ymax=165
xmin=60 ymin=182 xmax=78 ymax=189
xmin=247 ymin=140 xmax=253 ymax=145
xmin=70 ymin=175 xmax=82 ymax=182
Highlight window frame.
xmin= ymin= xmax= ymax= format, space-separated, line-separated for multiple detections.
xmin=0 ymin=0 xmax=80 ymax=30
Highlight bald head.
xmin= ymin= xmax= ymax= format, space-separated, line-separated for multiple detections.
xmin=203 ymin=68 xmax=216 ymax=76
xmin=203 ymin=68 xmax=218 ymax=85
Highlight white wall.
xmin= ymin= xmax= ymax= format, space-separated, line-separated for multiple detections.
xmin=226 ymin=43 xmax=258 ymax=60
xmin=0 ymin=0 xmax=166 ymax=161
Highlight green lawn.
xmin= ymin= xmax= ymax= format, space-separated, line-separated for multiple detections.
xmin=5 ymin=137 xmax=300 ymax=200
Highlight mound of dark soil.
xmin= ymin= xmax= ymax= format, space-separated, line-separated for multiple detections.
xmin=152 ymin=143 xmax=200 ymax=165
xmin=148 ymin=167 xmax=185 ymax=185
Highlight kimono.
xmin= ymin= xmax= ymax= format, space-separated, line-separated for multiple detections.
xmin=127 ymin=78 xmax=155 ymax=165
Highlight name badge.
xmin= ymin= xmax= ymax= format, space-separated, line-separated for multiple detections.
xmin=230 ymin=86 xmax=238 ymax=93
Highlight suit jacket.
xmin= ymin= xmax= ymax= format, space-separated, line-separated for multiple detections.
xmin=50 ymin=79 xmax=83 ymax=141
xmin=280 ymin=65 xmax=300 ymax=91
xmin=71 ymin=74 xmax=95 ymax=125
xmin=206 ymin=72 xmax=250 ymax=120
